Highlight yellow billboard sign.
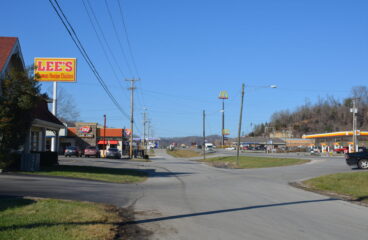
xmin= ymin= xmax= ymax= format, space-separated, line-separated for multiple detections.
xmin=34 ymin=58 xmax=76 ymax=82
xmin=222 ymin=129 xmax=230 ymax=135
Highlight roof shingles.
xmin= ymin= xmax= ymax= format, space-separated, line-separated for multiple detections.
xmin=0 ymin=37 xmax=18 ymax=73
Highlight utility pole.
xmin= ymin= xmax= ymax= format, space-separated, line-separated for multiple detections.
xmin=147 ymin=120 xmax=150 ymax=139
xmin=126 ymin=78 xmax=139 ymax=158
xmin=351 ymin=99 xmax=359 ymax=153
xmin=143 ymin=108 xmax=147 ymax=153
xmin=203 ymin=110 xmax=206 ymax=161
xmin=236 ymin=84 xmax=245 ymax=166
xmin=103 ymin=114 xmax=106 ymax=158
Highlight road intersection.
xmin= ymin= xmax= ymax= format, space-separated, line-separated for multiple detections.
xmin=1 ymin=150 xmax=367 ymax=239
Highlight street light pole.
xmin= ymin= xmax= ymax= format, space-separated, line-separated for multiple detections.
xmin=237 ymin=84 xmax=277 ymax=162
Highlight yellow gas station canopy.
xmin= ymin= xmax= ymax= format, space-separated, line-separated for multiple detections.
xmin=303 ymin=131 xmax=368 ymax=139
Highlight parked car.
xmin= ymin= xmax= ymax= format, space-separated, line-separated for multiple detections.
xmin=106 ymin=148 xmax=121 ymax=159
xmin=225 ymin=147 xmax=236 ymax=150
xmin=255 ymin=146 xmax=265 ymax=151
xmin=64 ymin=146 xmax=83 ymax=157
xmin=310 ymin=148 xmax=320 ymax=154
xmin=84 ymin=146 xmax=100 ymax=158
xmin=334 ymin=147 xmax=349 ymax=154
xmin=345 ymin=149 xmax=368 ymax=169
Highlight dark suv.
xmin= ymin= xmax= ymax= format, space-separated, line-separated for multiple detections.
xmin=64 ymin=146 xmax=83 ymax=157
xmin=84 ymin=146 xmax=100 ymax=158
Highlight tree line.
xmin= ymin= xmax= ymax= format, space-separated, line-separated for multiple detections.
xmin=249 ymin=86 xmax=368 ymax=138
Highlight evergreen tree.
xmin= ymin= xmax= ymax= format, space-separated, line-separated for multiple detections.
xmin=0 ymin=68 xmax=41 ymax=167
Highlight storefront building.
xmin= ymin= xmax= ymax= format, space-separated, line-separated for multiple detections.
xmin=48 ymin=122 xmax=130 ymax=154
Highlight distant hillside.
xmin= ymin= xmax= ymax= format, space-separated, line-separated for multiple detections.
xmin=159 ymin=135 xmax=222 ymax=147
xmin=249 ymin=86 xmax=368 ymax=137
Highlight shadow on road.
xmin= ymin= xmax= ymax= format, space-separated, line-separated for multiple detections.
xmin=142 ymin=169 xmax=193 ymax=178
xmin=42 ymin=165 xmax=193 ymax=179
xmin=124 ymin=198 xmax=338 ymax=225
xmin=37 ymin=165 xmax=147 ymax=177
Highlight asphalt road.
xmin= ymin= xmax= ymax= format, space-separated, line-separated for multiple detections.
xmin=1 ymin=150 xmax=368 ymax=239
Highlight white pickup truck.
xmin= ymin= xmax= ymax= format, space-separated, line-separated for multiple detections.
xmin=205 ymin=143 xmax=215 ymax=152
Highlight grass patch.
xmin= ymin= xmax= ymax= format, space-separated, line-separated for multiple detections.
xmin=166 ymin=149 xmax=201 ymax=158
xmin=302 ymin=172 xmax=368 ymax=204
xmin=0 ymin=196 xmax=121 ymax=240
xmin=200 ymin=156 xmax=309 ymax=168
xmin=19 ymin=165 xmax=147 ymax=183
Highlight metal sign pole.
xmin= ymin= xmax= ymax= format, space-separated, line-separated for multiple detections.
xmin=51 ymin=81 xmax=58 ymax=152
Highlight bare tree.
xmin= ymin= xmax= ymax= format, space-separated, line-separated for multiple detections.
xmin=250 ymin=86 xmax=368 ymax=137
xmin=351 ymin=86 xmax=368 ymax=104
xmin=47 ymin=86 xmax=80 ymax=125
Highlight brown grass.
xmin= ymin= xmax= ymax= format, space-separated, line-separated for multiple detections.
xmin=166 ymin=149 xmax=201 ymax=158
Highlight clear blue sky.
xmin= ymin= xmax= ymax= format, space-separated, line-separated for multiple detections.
xmin=1 ymin=0 xmax=368 ymax=137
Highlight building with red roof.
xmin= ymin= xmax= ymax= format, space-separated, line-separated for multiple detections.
xmin=0 ymin=37 xmax=64 ymax=170
xmin=53 ymin=122 xmax=130 ymax=155
xmin=0 ymin=37 xmax=24 ymax=95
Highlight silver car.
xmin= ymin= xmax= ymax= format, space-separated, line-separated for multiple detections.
xmin=106 ymin=148 xmax=121 ymax=159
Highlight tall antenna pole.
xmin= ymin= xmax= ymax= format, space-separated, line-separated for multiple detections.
xmin=236 ymin=84 xmax=245 ymax=166
xmin=203 ymin=110 xmax=206 ymax=161
xmin=126 ymin=78 xmax=139 ymax=158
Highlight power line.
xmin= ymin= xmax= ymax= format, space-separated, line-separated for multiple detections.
xmin=116 ymin=0 xmax=141 ymax=79
xmin=83 ymin=0 xmax=128 ymax=80
xmin=114 ymin=0 xmax=146 ymax=113
xmin=104 ymin=0 xmax=134 ymax=78
xmin=81 ymin=0 xmax=127 ymax=94
xmin=140 ymin=88 xmax=215 ymax=104
xmin=48 ymin=0 xmax=130 ymax=122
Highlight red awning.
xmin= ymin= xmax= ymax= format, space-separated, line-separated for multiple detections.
xmin=109 ymin=140 xmax=118 ymax=144
xmin=98 ymin=140 xmax=108 ymax=144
